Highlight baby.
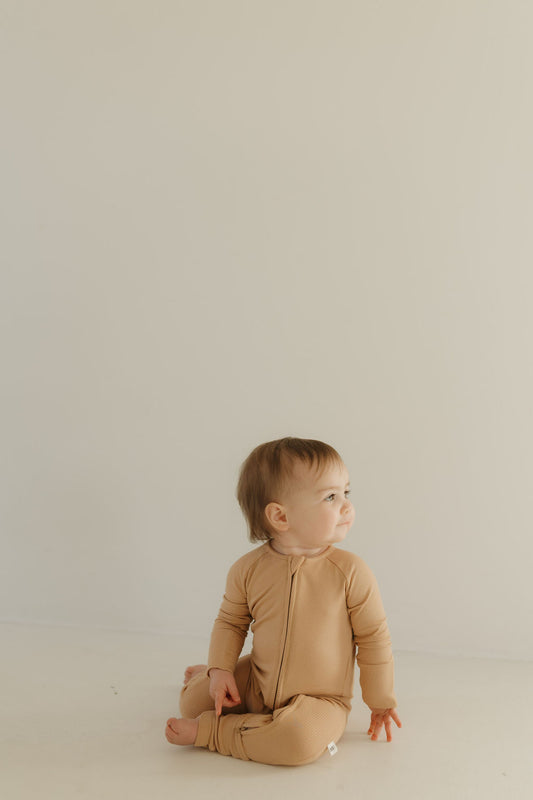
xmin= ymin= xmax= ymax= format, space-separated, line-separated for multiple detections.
xmin=165 ymin=437 xmax=401 ymax=766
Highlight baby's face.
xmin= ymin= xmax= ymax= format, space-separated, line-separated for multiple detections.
xmin=274 ymin=460 xmax=355 ymax=552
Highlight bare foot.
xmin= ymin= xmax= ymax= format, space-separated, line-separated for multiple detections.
xmin=184 ymin=664 xmax=207 ymax=685
xmin=165 ymin=717 xmax=199 ymax=746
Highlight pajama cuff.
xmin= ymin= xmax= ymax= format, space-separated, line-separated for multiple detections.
xmin=194 ymin=709 xmax=250 ymax=761
xmin=195 ymin=711 xmax=213 ymax=748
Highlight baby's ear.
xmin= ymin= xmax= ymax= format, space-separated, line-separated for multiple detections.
xmin=264 ymin=502 xmax=289 ymax=533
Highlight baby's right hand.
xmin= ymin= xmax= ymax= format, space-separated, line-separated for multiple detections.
xmin=208 ymin=668 xmax=241 ymax=716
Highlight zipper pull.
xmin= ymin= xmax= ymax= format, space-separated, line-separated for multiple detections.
xmin=290 ymin=555 xmax=306 ymax=574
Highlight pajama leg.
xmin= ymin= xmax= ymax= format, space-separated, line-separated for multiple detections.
xmin=195 ymin=694 xmax=349 ymax=766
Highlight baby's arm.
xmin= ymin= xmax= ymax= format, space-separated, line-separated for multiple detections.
xmin=346 ymin=556 xmax=402 ymax=741
xmin=206 ymin=558 xmax=252 ymax=707
xmin=368 ymin=707 xmax=402 ymax=742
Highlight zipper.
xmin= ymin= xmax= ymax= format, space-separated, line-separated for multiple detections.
xmin=272 ymin=560 xmax=299 ymax=709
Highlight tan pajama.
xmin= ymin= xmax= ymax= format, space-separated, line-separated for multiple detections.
xmin=180 ymin=542 xmax=396 ymax=766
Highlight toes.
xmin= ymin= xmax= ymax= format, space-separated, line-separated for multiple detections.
xmin=165 ymin=719 xmax=179 ymax=744
xmin=183 ymin=664 xmax=207 ymax=685
xmin=184 ymin=666 xmax=196 ymax=683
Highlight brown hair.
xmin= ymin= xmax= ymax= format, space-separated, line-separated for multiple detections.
xmin=236 ymin=437 xmax=344 ymax=542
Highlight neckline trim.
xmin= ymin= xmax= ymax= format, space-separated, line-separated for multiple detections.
xmin=266 ymin=541 xmax=334 ymax=560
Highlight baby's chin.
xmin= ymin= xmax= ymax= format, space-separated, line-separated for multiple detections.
xmin=333 ymin=524 xmax=351 ymax=541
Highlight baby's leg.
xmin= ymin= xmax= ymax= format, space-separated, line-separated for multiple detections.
xmin=166 ymin=657 xmax=254 ymax=748
xmin=195 ymin=694 xmax=349 ymax=766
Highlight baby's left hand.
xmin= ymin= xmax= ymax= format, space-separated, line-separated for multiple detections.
xmin=368 ymin=708 xmax=402 ymax=742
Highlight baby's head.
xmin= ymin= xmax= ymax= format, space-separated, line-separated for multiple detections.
xmin=236 ymin=436 xmax=347 ymax=543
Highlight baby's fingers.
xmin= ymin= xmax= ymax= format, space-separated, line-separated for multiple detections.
xmin=370 ymin=718 xmax=384 ymax=741
xmin=214 ymin=689 xmax=226 ymax=716
xmin=214 ymin=689 xmax=241 ymax=716
xmin=390 ymin=709 xmax=402 ymax=729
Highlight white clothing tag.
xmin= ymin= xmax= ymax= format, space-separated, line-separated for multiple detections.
xmin=327 ymin=741 xmax=338 ymax=756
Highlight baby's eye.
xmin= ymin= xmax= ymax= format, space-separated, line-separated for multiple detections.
xmin=326 ymin=490 xmax=351 ymax=502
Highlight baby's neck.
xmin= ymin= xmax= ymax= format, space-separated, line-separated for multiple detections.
xmin=269 ymin=540 xmax=330 ymax=558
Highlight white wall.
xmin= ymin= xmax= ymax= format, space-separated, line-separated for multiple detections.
xmin=1 ymin=1 xmax=532 ymax=660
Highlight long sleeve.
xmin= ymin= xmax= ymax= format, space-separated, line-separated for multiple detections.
xmin=347 ymin=556 xmax=397 ymax=709
xmin=207 ymin=558 xmax=252 ymax=674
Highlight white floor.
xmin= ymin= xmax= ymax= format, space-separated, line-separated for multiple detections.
xmin=1 ymin=623 xmax=532 ymax=800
